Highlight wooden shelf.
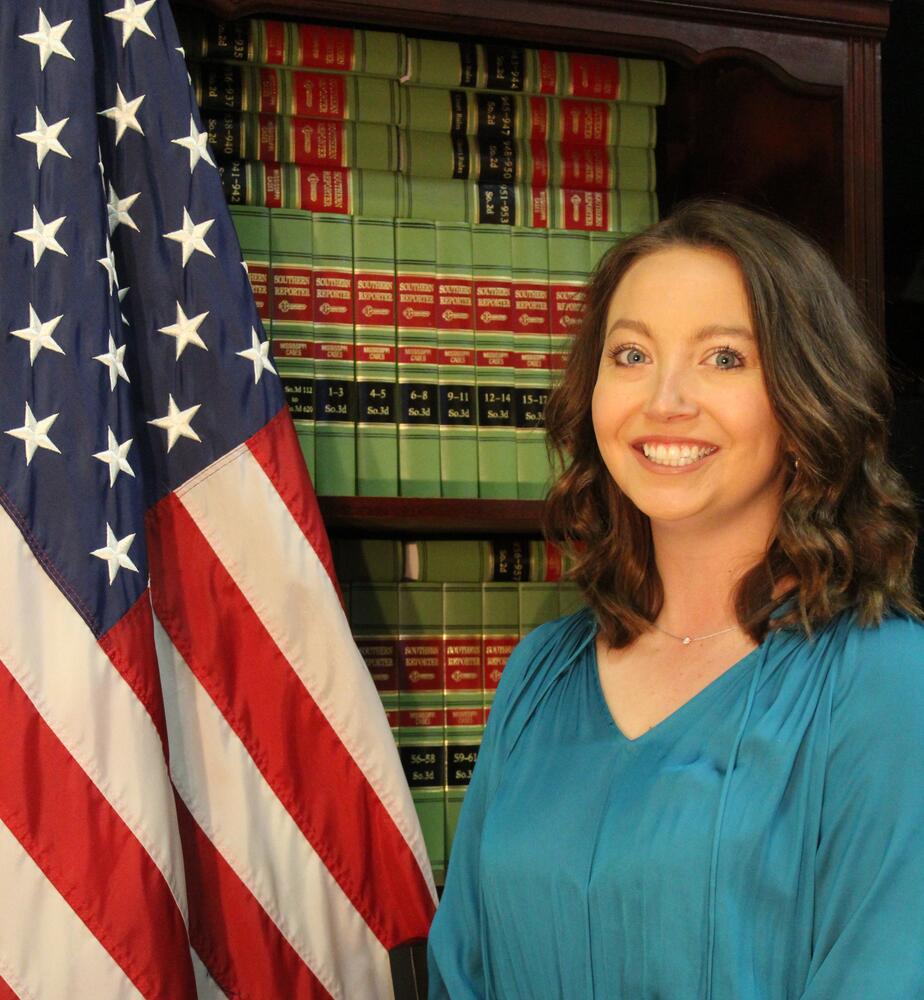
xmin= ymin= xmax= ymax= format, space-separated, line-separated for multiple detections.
xmin=317 ymin=496 xmax=545 ymax=535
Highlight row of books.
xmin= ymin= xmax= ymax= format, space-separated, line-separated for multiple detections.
xmin=180 ymin=14 xmax=668 ymax=102
xmin=333 ymin=536 xmax=576 ymax=582
xmin=347 ymin=580 xmax=586 ymax=876
xmin=233 ymin=206 xmax=620 ymax=498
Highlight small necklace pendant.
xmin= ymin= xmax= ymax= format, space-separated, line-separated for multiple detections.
xmin=682 ymin=636 xmax=692 ymax=645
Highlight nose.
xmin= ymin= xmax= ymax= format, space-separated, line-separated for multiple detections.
xmin=642 ymin=364 xmax=699 ymax=421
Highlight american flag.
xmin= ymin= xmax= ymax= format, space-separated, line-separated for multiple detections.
xmin=0 ymin=2 xmax=436 ymax=997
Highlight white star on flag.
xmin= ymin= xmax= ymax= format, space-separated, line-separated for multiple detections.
xmin=158 ymin=302 xmax=209 ymax=359
xmin=164 ymin=208 xmax=215 ymax=266
xmin=90 ymin=523 xmax=139 ymax=584
xmin=171 ymin=115 xmax=215 ymax=173
xmin=19 ymin=9 xmax=74 ymax=70
xmin=93 ymin=427 xmax=135 ymax=487
xmin=93 ymin=332 xmax=130 ymax=391
xmin=5 ymin=403 xmax=61 ymax=465
xmin=105 ymin=0 xmax=158 ymax=46
xmin=99 ymin=85 xmax=145 ymax=144
xmin=118 ymin=286 xmax=131 ymax=324
xmin=17 ymin=108 xmax=71 ymax=167
xmin=11 ymin=305 xmax=65 ymax=365
xmin=107 ymin=184 xmax=140 ymax=233
xmin=98 ymin=239 xmax=119 ymax=292
xmin=14 ymin=206 xmax=67 ymax=267
xmin=148 ymin=394 xmax=202 ymax=452
xmin=237 ymin=327 xmax=277 ymax=384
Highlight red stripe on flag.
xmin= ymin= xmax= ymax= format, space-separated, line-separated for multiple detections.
xmin=0 ymin=658 xmax=196 ymax=1000
xmin=147 ymin=492 xmax=434 ymax=947
xmin=246 ymin=408 xmax=341 ymax=597
xmin=98 ymin=589 xmax=169 ymax=753
xmin=0 ymin=972 xmax=19 ymax=1000
xmin=175 ymin=795 xmax=332 ymax=1000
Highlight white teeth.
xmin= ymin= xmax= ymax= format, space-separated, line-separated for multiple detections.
xmin=640 ymin=442 xmax=715 ymax=467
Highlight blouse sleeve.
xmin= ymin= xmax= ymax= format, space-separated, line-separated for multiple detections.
xmin=799 ymin=616 xmax=924 ymax=998
xmin=426 ymin=612 xmax=593 ymax=999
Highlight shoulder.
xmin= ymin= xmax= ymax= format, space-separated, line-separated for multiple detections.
xmin=829 ymin=611 xmax=924 ymax=756
xmin=488 ymin=607 xmax=597 ymax=746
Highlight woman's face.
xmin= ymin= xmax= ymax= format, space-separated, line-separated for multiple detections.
xmin=591 ymin=245 xmax=785 ymax=534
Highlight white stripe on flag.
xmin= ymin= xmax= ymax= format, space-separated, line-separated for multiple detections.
xmin=177 ymin=445 xmax=435 ymax=895
xmin=0 ymin=817 xmax=144 ymax=1000
xmin=191 ymin=949 xmax=229 ymax=1000
xmin=0 ymin=506 xmax=188 ymax=923
xmin=154 ymin=616 xmax=395 ymax=1000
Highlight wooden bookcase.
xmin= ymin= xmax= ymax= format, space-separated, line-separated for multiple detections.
xmin=174 ymin=0 xmax=890 ymax=536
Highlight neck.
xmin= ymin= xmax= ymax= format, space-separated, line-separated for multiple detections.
xmin=650 ymin=513 xmax=775 ymax=635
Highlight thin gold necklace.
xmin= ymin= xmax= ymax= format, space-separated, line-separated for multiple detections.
xmin=652 ymin=622 xmax=738 ymax=646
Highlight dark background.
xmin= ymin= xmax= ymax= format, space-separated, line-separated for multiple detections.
xmin=883 ymin=0 xmax=924 ymax=592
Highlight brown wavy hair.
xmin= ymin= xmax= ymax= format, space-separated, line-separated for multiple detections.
xmin=544 ymin=198 xmax=920 ymax=647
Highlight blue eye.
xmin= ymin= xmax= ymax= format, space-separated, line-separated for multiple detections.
xmin=710 ymin=347 xmax=744 ymax=370
xmin=610 ymin=345 xmax=648 ymax=366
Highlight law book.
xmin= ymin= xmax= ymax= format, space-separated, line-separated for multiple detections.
xmin=400 ymin=132 xmax=656 ymax=191
xmin=548 ymin=229 xmax=592 ymax=384
xmin=472 ymin=225 xmax=517 ymax=498
xmin=442 ymin=583 xmax=485 ymax=859
xmin=334 ymin=538 xmax=403 ymax=583
xmin=435 ymin=221 xmax=478 ymax=498
xmin=559 ymin=580 xmax=587 ymax=617
xmin=181 ymin=14 xmax=406 ymax=78
xmin=511 ymin=227 xmax=552 ymax=500
xmin=229 ymin=205 xmax=272 ymax=328
xmin=397 ymin=583 xmax=447 ymax=881
xmin=404 ymin=539 xmax=573 ymax=582
xmin=218 ymin=162 xmax=657 ymax=232
xmin=192 ymin=61 xmax=400 ymax=121
xmin=202 ymin=109 xmax=399 ymax=170
xmin=518 ymin=582 xmax=560 ymax=639
xmin=350 ymin=582 xmax=400 ymax=729
xmin=404 ymin=39 xmax=667 ymax=105
xmin=399 ymin=87 xmax=658 ymax=147
xmin=353 ymin=216 xmax=398 ymax=496
xmin=268 ymin=210 xmax=316 ymax=479
xmin=589 ymin=230 xmax=626 ymax=270
xmin=482 ymin=582 xmax=519 ymax=715
xmin=312 ymin=213 xmax=356 ymax=496
xmin=395 ymin=219 xmax=441 ymax=496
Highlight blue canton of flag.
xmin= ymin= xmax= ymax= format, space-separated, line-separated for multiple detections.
xmin=0 ymin=3 xmax=435 ymax=998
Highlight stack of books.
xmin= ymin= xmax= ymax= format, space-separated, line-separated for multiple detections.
xmin=337 ymin=538 xmax=586 ymax=880
xmin=179 ymin=13 xmax=665 ymax=497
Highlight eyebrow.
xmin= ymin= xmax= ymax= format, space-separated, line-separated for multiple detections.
xmin=605 ymin=318 xmax=755 ymax=342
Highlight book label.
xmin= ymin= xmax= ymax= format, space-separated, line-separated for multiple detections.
xmin=528 ymin=96 xmax=549 ymax=141
xmin=314 ymin=269 xmax=354 ymax=326
xmin=272 ymin=339 xmax=312 ymax=360
xmin=297 ymin=24 xmax=355 ymax=70
xmin=459 ymin=41 xmax=478 ymax=87
xmin=559 ymin=99 xmax=612 ymax=146
xmin=446 ymin=744 xmax=480 ymax=786
xmin=397 ymin=277 xmax=438 ymax=328
xmin=477 ymin=138 xmax=517 ymax=184
xmin=492 ymin=539 xmax=529 ymax=581
xmin=355 ymin=273 xmax=396 ymax=328
xmin=450 ymin=91 xmax=468 ymax=135
xmin=446 ymin=706 xmax=487 ymax=727
xmin=569 ymin=54 xmax=620 ymax=100
xmin=477 ymin=184 xmax=516 ymax=225
xmin=245 ymin=263 xmax=271 ymax=319
xmin=512 ymin=280 xmax=549 ymax=336
xmin=399 ymin=382 xmax=438 ymax=425
xmin=474 ymin=93 xmax=516 ymax=140
xmin=538 ymin=50 xmax=557 ymax=95
xmin=445 ymin=638 xmax=482 ymax=691
xmin=477 ymin=385 xmax=514 ymax=427
xmin=438 ymin=385 xmax=475 ymax=426
xmin=558 ymin=188 xmax=610 ymax=231
xmin=314 ymin=376 xmax=355 ymax=422
xmin=355 ymin=637 xmax=398 ymax=693
xmin=357 ymin=380 xmax=396 ymax=423
xmin=549 ymin=282 xmax=586 ymax=336
xmin=399 ymin=745 xmax=445 ymax=788
xmin=281 ymin=376 xmax=314 ymax=420
xmin=399 ymin=708 xmax=446 ymax=728
xmin=484 ymin=636 xmax=518 ymax=689
xmin=398 ymin=637 xmax=445 ymax=691
xmin=515 ymin=384 xmax=549 ymax=428
xmin=484 ymin=45 xmax=526 ymax=92
xmin=436 ymin=278 xmax=474 ymax=329
xmin=271 ymin=264 xmax=313 ymax=323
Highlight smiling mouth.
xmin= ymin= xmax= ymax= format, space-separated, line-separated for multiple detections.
xmin=636 ymin=441 xmax=719 ymax=468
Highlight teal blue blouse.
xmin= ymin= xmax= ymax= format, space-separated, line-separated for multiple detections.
xmin=428 ymin=608 xmax=924 ymax=998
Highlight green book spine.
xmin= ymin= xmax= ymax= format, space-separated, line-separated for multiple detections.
xmin=312 ymin=214 xmax=355 ymax=496
xmin=398 ymin=583 xmax=447 ymax=881
xmin=269 ymin=210 xmax=315 ymax=479
xmin=203 ymin=110 xmax=399 ymax=171
xmin=353 ymin=216 xmax=398 ymax=496
xmin=405 ymin=39 xmax=666 ymax=104
xmin=472 ymin=225 xmax=517 ymax=499
xmin=400 ymin=132 xmax=655 ymax=190
xmin=589 ymin=230 xmax=627 ymax=272
xmin=518 ymin=582 xmax=560 ymax=637
xmin=229 ymin=206 xmax=272 ymax=330
xmin=511 ymin=226 xmax=551 ymax=500
xmin=400 ymin=88 xmax=544 ymax=141
xmin=404 ymin=540 xmax=489 ymax=582
xmin=405 ymin=175 xmax=534 ymax=226
xmin=333 ymin=538 xmax=403 ymax=582
xmin=185 ymin=16 xmax=405 ymax=78
xmin=548 ymin=187 xmax=658 ymax=233
xmin=435 ymin=221 xmax=478 ymax=497
xmin=481 ymin=582 xmax=519 ymax=714
xmin=351 ymin=582 xmax=400 ymax=728
xmin=558 ymin=580 xmax=587 ymax=617
xmin=193 ymin=62 xmax=400 ymax=122
xmin=395 ymin=220 xmax=441 ymax=496
xmin=443 ymin=583 xmax=485 ymax=859
xmin=548 ymin=229 xmax=591 ymax=386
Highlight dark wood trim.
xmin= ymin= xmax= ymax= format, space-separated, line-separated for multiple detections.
xmin=317 ymin=497 xmax=545 ymax=535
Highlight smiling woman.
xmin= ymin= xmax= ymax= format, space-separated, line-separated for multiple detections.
xmin=428 ymin=200 xmax=924 ymax=1000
